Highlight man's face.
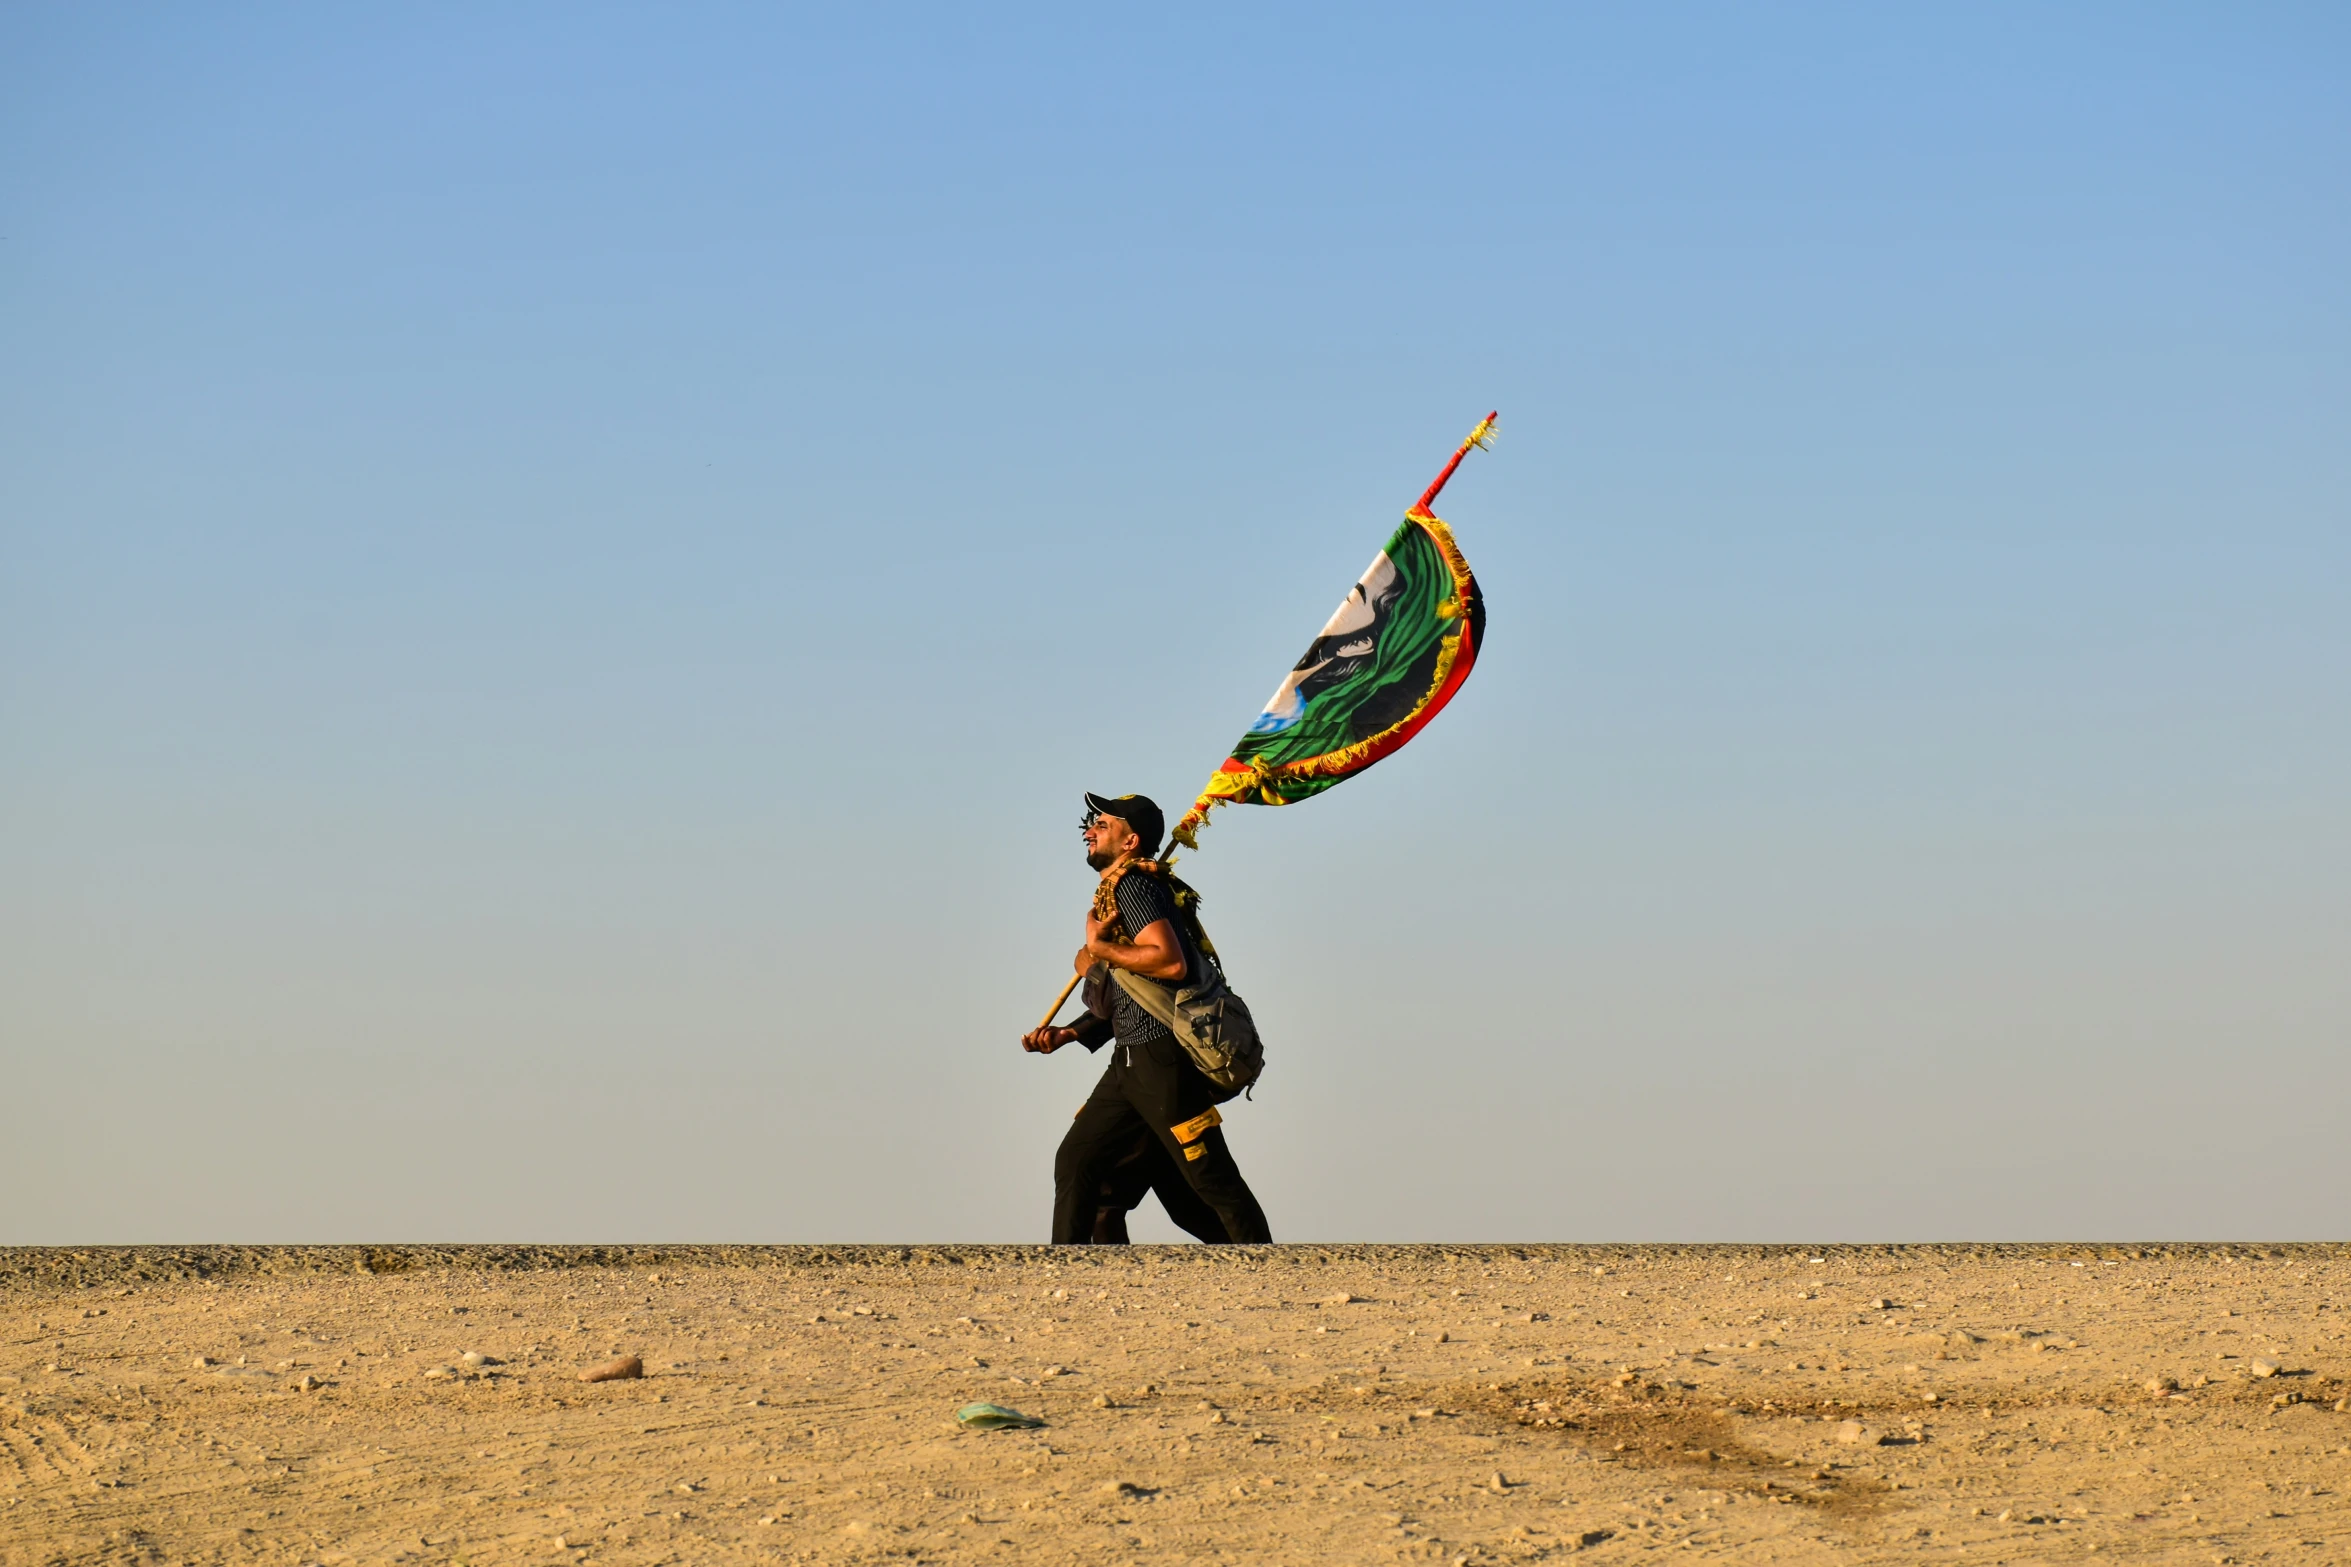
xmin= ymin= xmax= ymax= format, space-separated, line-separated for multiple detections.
xmin=1082 ymin=811 xmax=1141 ymax=871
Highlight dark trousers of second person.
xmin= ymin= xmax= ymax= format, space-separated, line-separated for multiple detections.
xmin=1090 ymin=1126 xmax=1229 ymax=1243
xmin=1054 ymin=1034 xmax=1271 ymax=1245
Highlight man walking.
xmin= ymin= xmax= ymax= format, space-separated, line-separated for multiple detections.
xmin=1022 ymin=792 xmax=1273 ymax=1245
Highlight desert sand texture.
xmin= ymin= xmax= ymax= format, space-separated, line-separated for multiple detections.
xmin=3 ymin=1244 xmax=2347 ymax=1566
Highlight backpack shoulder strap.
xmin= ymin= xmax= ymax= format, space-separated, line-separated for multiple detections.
xmin=1109 ymin=967 xmax=1182 ymax=1029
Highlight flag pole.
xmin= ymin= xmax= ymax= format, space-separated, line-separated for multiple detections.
xmin=1411 ymin=411 xmax=1499 ymax=516
xmin=1036 ymin=971 xmax=1083 ymax=1031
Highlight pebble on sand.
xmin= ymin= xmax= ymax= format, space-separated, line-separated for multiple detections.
xmin=2249 ymin=1358 xmax=2281 ymax=1378
xmin=1836 ymin=1420 xmax=1870 ymax=1444
xmin=579 ymin=1355 xmax=645 ymax=1383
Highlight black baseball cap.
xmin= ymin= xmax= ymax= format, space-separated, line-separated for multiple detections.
xmin=1083 ymin=792 xmax=1164 ymax=854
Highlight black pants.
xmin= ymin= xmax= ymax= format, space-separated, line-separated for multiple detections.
xmin=1053 ymin=1035 xmax=1271 ymax=1245
xmin=1091 ymin=1127 xmax=1229 ymax=1244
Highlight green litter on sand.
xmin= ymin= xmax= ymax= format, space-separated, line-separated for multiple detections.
xmin=956 ymin=1402 xmax=1046 ymax=1431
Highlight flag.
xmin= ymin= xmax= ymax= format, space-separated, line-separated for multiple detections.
xmin=1170 ymin=414 xmax=1495 ymax=851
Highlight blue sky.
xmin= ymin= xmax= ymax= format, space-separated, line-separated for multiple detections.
xmin=4 ymin=4 xmax=2345 ymax=1241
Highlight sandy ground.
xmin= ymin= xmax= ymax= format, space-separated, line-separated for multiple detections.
xmin=3 ymin=1244 xmax=2347 ymax=1566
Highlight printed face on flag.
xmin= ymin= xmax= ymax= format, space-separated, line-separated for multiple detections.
xmin=1247 ymin=552 xmax=1403 ymax=737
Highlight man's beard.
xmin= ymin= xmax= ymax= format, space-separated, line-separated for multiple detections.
xmin=1085 ymin=846 xmax=1117 ymax=871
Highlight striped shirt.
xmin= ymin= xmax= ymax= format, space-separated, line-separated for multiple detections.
xmin=1106 ymin=870 xmax=1194 ymax=1047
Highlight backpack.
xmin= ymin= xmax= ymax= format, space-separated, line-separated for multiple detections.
xmin=1110 ymin=964 xmax=1265 ymax=1098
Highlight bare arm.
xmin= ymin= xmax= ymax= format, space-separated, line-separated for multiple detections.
xmin=1025 ymin=896 xmax=1182 ymax=1054
xmin=1083 ymin=911 xmax=1186 ymax=982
